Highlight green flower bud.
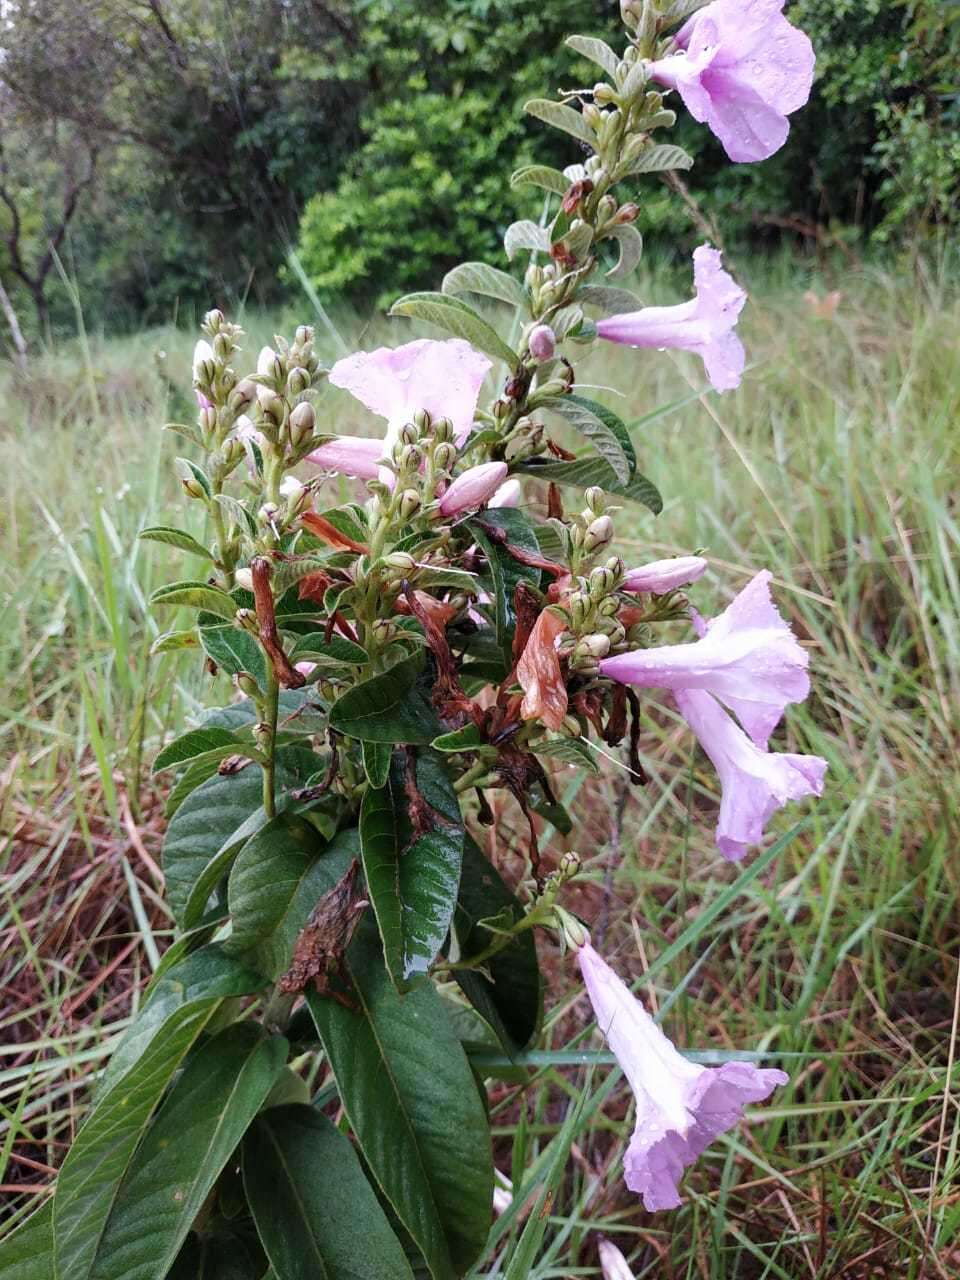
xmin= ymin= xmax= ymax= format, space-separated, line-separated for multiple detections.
xmin=204 ymin=308 xmax=225 ymax=333
xmin=584 ymin=486 xmax=606 ymax=515
xmin=234 ymin=671 xmax=260 ymax=698
xmin=413 ymin=409 xmax=432 ymax=431
xmin=399 ymin=489 xmax=421 ymax=520
xmin=594 ymin=82 xmax=616 ymax=105
xmin=229 ymin=378 xmax=257 ymax=411
xmin=256 ymin=385 xmax=284 ymax=425
xmin=433 ymin=442 xmax=457 ymax=472
xmin=561 ymin=714 xmax=584 ymax=738
xmin=598 ymin=595 xmax=621 ymax=617
xmin=181 ymin=477 xmax=207 ymax=500
xmin=575 ymin=633 xmax=612 ymax=659
xmin=605 ymin=555 xmax=626 ymax=579
xmin=287 ymin=366 xmax=310 ymax=396
xmin=554 ymin=906 xmax=590 ymax=951
xmin=558 ymin=850 xmax=582 ymax=881
xmin=433 ymin=416 xmax=454 ymax=443
xmin=288 ymin=400 xmax=316 ymax=447
xmin=384 ymin=551 xmax=417 ymax=572
xmin=493 ymin=398 xmax=511 ymax=420
xmin=253 ymin=721 xmax=273 ymax=752
xmin=582 ymin=102 xmax=603 ymax=131
xmin=212 ymin=331 xmax=232 ymax=360
xmin=398 ymin=444 xmax=422 ymax=472
xmin=399 ymin=422 xmax=419 ymax=446
xmin=235 ymin=608 xmax=260 ymax=635
xmin=295 ymin=325 xmax=313 ymax=347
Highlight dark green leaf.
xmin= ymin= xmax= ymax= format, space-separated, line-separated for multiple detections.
xmin=328 ymin=654 xmax=444 ymax=745
xmin=466 ymin=509 xmax=542 ymax=666
xmin=213 ymin=492 xmax=258 ymax=538
xmin=151 ymin=581 xmax=237 ymax=620
xmin=289 ymin=633 xmax=368 ymax=666
xmin=453 ymin=837 xmax=542 ymax=1053
xmin=389 ymin=292 xmax=517 ymax=368
xmin=431 ymin=724 xmax=484 ymax=752
xmin=198 ymin=614 xmax=267 ymax=686
xmin=362 ymin=740 xmax=392 ymax=788
xmin=306 ymin=926 xmax=493 ymax=1280
xmin=87 ymin=1025 xmax=286 ymax=1280
xmin=619 ymin=143 xmax=693 ymax=176
xmin=540 ymin=394 xmax=637 ymax=484
xmin=243 ymin=1106 xmax=415 ymax=1280
xmin=441 ymin=262 xmax=526 ymax=308
xmin=360 ymin=752 xmax=464 ymax=985
xmin=154 ymin=727 xmax=243 ymax=774
xmin=138 ymin=526 xmax=212 ymax=560
xmin=0 ymin=1201 xmax=53 ymax=1280
xmin=517 ymin=457 xmax=663 ymax=514
xmin=523 ymin=98 xmax=594 ymax=146
xmin=509 ymin=164 xmax=569 ymax=196
xmin=226 ymin=819 xmax=359 ymax=981
xmin=533 ymin=737 xmax=600 ymax=774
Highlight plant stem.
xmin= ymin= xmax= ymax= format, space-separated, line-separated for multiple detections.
xmin=262 ymin=663 xmax=280 ymax=818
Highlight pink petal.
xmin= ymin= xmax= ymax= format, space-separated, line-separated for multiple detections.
xmin=622 ymin=556 xmax=708 ymax=594
xmin=439 ymin=462 xmax=509 ymax=516
xmin=306 ymin=435 xmax=383 ymax=480
xmin=329 ymin=339 xmax=491 ymax=447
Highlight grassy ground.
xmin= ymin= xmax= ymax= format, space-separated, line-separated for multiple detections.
xmin=1 ymin=255 xmax=958 ymax=1277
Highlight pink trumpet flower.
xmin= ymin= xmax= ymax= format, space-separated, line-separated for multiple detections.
xmin=601 ymin=570 xmax=808 ymax=749
xmin=648 ymin=0 xmax=815 ymax=164
xmin=307 ymin=435 xmax=384 ymax=481
xmin=598 ymin=1237 xmax=635 ymax=1280
xmin=488 ymin=477 xmax=523 ymax=508
xmin=674 ymin=687 xmax=826 ymax=860
xmin=439 ymin=462 xmax=509 ymax=517
xmin=622 ymin=556 xmax=708 ymax=594
xmin=577 ymin=941 xmax=788 ymax=1210
xmin=329 ymin=339 xmax=491 ymax=454
xmin=596 ymin=246 xmax=746 ymax=392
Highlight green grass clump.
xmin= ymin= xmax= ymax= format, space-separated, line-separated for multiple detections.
xmin=1 ymin=258 xmax=958 ymax=1275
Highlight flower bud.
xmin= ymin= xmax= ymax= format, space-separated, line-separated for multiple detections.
xmin=590 ymin=564 xmax=619 ymax=596
xmin=493 ymin=398 xmax=511 ymax=420
xmin=528 ymin=324 xmax=556 ymax=361
xmin=598 ymin=595 xmax=621 ymax=617
xmin=234 ymin=671 xmax=260 ymax=699
xmin=582 ymin=102 xmax=603 ymax=131
xmin=433 ymin=416 xmax=454 ymax=443
xmin=622 ymin=556 xmax=708 ymax=595
xmin=413 ymin=409 xmax=432 ymax=432
xmin=594 ymin=82 xmax=617 ymax=105
xmin=620 ymin=0 xmax=643 ymax=29
xmin=398 ymin=422 xmax=419 ymax=446
xmin=253 ymin=721 xmax=273 ymax=752
xmin=371 ymin=619 xmax=397 ymax=646
xmin=558 ymin=850 xmax=582 ymax=881
xmin=235 ymin=607 xmax=259 ymax=634
xmin=554 ymin=906 xmax=591 ymax=951
xmin=199 ymin=405 xmax=218 ymax=438
xmin=258 ymin=502 xmax=279 ymax=527
xmin=181 ymin=477 xmax=207 ymax=501
xmin=212 ymin=331 xmax=232 ymax=360
xmin=229 ymin=378 xmax=257 ymax=412
xmin=583 ymin=515 xmax=614 ymax=552
xmin=438 ymin=462 xmax=509 ymax=517
xmin=257 ymin=345 xmax=278 ymax=377
xmin=384 ymin=551 xmax=417 ymax=572
xmin=221 ymin=437 xmax=245 ymax=469
xmin=615 ymin=203 xmax=640 ymax=225
xmin=204 ymin=308 xmax=225 ymax=333
xmin=598 ymin=1237 xmax=635 ymax=1280
xmin=561 ymin=713 xmax=584 ymax=738
xmin=288 ymin=400 xmax=316 ymax=447
xmin=287 ymin=366 xmax=310 ymax=396
xmin=192 ymin=338 xmax=215 ymax=382
xmin=533 ymin=378 xmax=570 ymax=400
xmin=256 ymin=385 xmax=284 ymax=424
xmin=575 ymin=633 xmax=612 ymax=659
xmin=433 ymin=442 xmax=457 ymax=472
xmin=399 ymin=489 xmax=421 ymax=520
xmin=584 ymin=486 xmax=606 ymax=515
xmin=295 ymin=325 xmax=313 ymax=347
xmin=234 ymin=567 xmax=254 ymax=591
xmin=398 ymin=444 xmax=422 ymax=472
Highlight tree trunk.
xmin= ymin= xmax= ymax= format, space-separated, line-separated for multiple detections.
xmin=0 ymin=277 xmax=28 ymax=368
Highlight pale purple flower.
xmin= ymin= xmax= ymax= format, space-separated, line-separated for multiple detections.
xmin=577 ymin=941 xmax=788 ymax=1210
xmin=675 ymin=687 xmax=826 ymax=860
xmin=307 ymin=435 xmax=383 ymax=481
xmin=596 ymin=246 xmax=746 ymax=392
xmin=439 ymin=462 xmax=509 ymax=517
xmin=329 ymin=339 xmax=491 ymax=455
xmin=489 ymin=477 xmax=523 ymax=509
xmin=529 ymin=324 xmax=556 ymax=361
xmin=623 ymin=556 xmax=708 ymax=595
xmin=192 ymin=339 xmax=215 ymax=396
xmin=195 ymin=389 xmax=213 ymax=411
xmin=601 ymin=570 xmax=808 ymax=749
xmin=648 ymin=0 xmax=815 ymax=163
xmin=231 ymin=414 xmax=261 ymax=445
xmin=257 ymin=345 xmax=278 ymax=376
xmin=598 ymin=1237 xmax=635 ymax=1280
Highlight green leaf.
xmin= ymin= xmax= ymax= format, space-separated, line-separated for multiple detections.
xmin=288 ymin=632 xmax=368 ymax=666
xmin=360 ymin=752 xmax=464 ymax=986
xmin=150 ymin=629 xmax=200 ymax=656
xmin=198 ymin=613 xmax=268 ymax=686
xmin=578 ymin=284 xmax=643 ymax=315
xmin=87 ymin=1025 xmax=286 ymax=1280
xmin=226 ymin=819 xmax=359 ymax=981
xmin=389 ymin=292 xmax=517 ymax=368
xmin=466 ymin=509 xmax=543 ymax=666
xmin=540 ymin=394 xmax=636 ymax=484
xmin=534 ymin=737 xmax=600 ymax=774
xmin=619 ymin=143 xmax=693 ymax=176
xmin=564 ymin=34 xmax=620 ymax=77
xmin=0 ymin=1201 xmax=53 ymax=1280
xmin=138 ymin=526 xmax=213 ymax=560
xmin=153 ymin=727 xmax=243 ymax=774
xmin=516 ymin=457 xmax=663 ymax=514
xmin=243 ymin=1106 xmax=415 ymax=1280
xmin=523 ymin=98 xmax=595 ymax=147
xmin=509 ymin=164 xmax=569 ymax=196
xmin=163 ymin=422 xmax=203 ymax=449
xmin=328 ymin=654 xmax=444 ymax=745
xmin=163 ymin=759 xmax=320 ymax=930
xmin=604 ymin=224 xmax=644 ymax=280
xmin=362 ymin=740 xmax=392 ymax=788
xmin=431 ymin=723 xmax=484 ymax=752
xmin=441 ymin=262 xmax=525 ymax=308
xmin=453 ymin=837 xmax=542 ymax=1053
xmin=151 ymin=581 xmax=237 ymax=620
xmin=213 ymin=493 xmax=258 ymax=539
xmin=504 ymin=220 xmax=550 ymax=260
xmin=306 ymin=926 xmax=493 ymax=1280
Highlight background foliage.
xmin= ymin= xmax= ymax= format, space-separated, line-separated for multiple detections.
xmin=0 ymin=0 xmax=957 ymax=342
